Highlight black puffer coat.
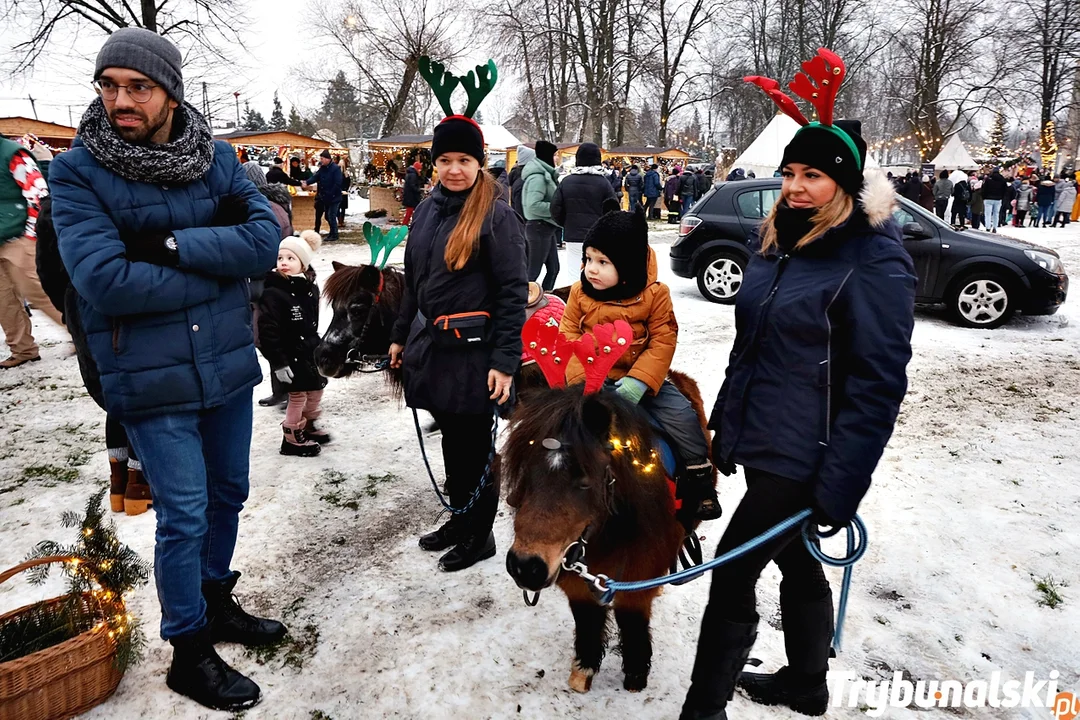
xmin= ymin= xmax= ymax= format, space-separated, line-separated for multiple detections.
xmin=257 ymin=270 xmax=327 ymax=392
xmin=390 ymin=184 xmax=527 ymax=415
xmin=34 ymin=197 xmax=108 ymax=410
xmin=551 ymin=170 xmax=617 ymax=244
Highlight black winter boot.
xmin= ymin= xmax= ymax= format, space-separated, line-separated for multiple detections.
xmin=419 ymin=513 xmax=467 ymax=552
xmin=303 ymin=420 xmax=331 ymax=444
xmin=166 ymin=625 xmax=262 ymax=711
xmin=680 ymin=614 xmax=758 ymax=720
xmin=679 ymin=463 xmax=722 ymax=521
xmin=738 ymin=595 xmax=834 ymax=716
xmin=439 ymin=531 xmax=496 ymax=572
xmin=281 ymin=426 xmax=320 ymax=457
xmin=203 ymin=572 xmax=288 ymax=647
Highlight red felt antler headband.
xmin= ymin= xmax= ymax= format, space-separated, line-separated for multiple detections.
xmin=522 ymin=318 xmax=633 ymax=394
xmin=744 ymin=48 xmax=846 ymax=126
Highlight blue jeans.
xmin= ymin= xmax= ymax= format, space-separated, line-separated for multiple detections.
xmin=983 ymin=199 xmax=1001 ymax=230
xmin=124 ymin=389 xmax=253 ymax=639
xmin=681 ymin=193 xmax=696 ymax=215
xmin=315 ymin=199 xmax=341 ymax=239
xmin=1038 ymin=203 xmax=1054 ymax=225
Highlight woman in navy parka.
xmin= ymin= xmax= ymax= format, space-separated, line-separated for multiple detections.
xmin=680 ymin=51 xmax=917 ymax=720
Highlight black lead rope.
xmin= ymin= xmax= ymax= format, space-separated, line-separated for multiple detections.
xmin=412 ymin=406 xmax=498 ymax=515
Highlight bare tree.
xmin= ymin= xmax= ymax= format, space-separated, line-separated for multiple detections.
xmin=645 ymin=0 xmax=712 ymax=145
xmin=1011 ymin=0 xmax=1080 ymax=148
xmin=309 ymin=0 xmax=462 ymax=137
xmin=1 ymin=0 xmax=247 ymax=73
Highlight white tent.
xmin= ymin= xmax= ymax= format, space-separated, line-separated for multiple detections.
xmin=931 ymin=135 xmax=978 ymax=171
xmin=727 ymin=113 xmax=879 ymax=178
xmin=729 ymin=114 xmax=802 ymax=178
xmin=478 ymin=124 xmax=521 ymax=152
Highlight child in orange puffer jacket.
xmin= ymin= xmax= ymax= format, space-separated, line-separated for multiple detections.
xmin=559 ymin=207 xmax=720 ymax=521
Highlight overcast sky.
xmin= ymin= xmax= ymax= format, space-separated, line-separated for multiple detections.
xmin=0 ymin=0 xmax=355 ymax=128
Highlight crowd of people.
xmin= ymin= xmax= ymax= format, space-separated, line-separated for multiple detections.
xmin=890 ymin=167 xmax=1079 ymax=232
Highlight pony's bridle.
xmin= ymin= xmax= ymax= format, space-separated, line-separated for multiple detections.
xmin=522 ymin=438 xmax=617 ymax=607
xmin=344 ymin=269 xmax=386 ymax=370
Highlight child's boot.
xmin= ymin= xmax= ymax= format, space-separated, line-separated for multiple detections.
xmin=303 ymin=419 xmax=331 ymax=445
xmin=281 ymin=426 xmax=320 ymax=457
xmin=109 ymin=458 xmax=128 ymax=513
xmin=682 ymin=463 xmax=722 ymax=521
xmin=125 ymin=460 xmax=153 ymax=516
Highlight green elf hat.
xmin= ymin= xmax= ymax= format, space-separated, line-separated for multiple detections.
xmin=420 ymin=56 xmax=498 ymax=164
xmin=745 ymin=48 xmax=868 ymax=196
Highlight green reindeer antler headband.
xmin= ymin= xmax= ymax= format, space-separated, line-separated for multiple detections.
xmin=363 ymin=222 xmax=407 ymax=269
xmin=418 ymin=57 xmax=498 ymax=120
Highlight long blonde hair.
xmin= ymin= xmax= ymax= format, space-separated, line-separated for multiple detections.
xmin=758 ymin=186 xmax=854 ymax=255
xmin=445 ymin=169 xmax=498 ymax=271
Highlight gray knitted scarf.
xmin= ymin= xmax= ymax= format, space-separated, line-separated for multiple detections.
xmin=78 ymin=97 xmax=216 ymax=184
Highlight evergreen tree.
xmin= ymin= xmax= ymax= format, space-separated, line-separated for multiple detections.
xmin=241 ymin=101 xmax=268 ymax=132
xmin=287 ymin=105 xmax=304 ymax=133
xmin=988 ymin=113 xmax=1007 ymax=159
xmin=270 ymin=92 xmax=286 ymax=131
xmin=321 ymin=71 xmax=362 ymax=141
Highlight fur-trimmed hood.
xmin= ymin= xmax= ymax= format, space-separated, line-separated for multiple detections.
xmin=858 ymin=167 xmax=897 ymax=228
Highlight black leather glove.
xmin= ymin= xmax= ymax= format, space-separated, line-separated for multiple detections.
xmin=710 ymin=434 xmax=737 ymax=476
xmin=124 ymin=231 xmax=180 ymax=267
xmin=211 ymin=195 xmax=249 ymax=227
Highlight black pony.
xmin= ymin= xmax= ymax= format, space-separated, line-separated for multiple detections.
xmin=315 ymin=261 xmax=405 ymax=389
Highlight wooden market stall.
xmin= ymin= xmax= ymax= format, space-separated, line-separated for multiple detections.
xmin=0 ymin=117 xmax=77 ymax=151
xmin=605 ymin=145 xmax=692 ymax=167
xmin=219 ymin=130 xmax=338 ymax=231
xmin=366 ymin=135 xmax=433 ymax=217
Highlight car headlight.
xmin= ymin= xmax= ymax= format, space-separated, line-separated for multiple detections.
xmin=1024 ymin=250 xmax=1064 ymax=274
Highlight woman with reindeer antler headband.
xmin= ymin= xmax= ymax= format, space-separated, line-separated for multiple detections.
xmin=388 ymin=58 xmax=528 ymax=573
xmin=679 ymin=50 xmax=916 ymax=720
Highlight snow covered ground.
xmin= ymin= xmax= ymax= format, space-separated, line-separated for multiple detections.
xmin=1 ymin=212 xmax=1078 ymax=720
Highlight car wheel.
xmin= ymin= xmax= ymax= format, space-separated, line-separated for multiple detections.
xmin=946 ymin=271 xmax=1017 ymax=329
xmin=696 ymin=251 xmax=746 ymax=304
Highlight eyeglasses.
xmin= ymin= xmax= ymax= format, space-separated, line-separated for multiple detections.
xmin=94 ymin=79 xmax=159 ymax=103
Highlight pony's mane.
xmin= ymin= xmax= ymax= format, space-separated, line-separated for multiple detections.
xmin=503 ymin=387 xmax=663 ymax=504
xmin=322 ymin=263 xmax=405 ymax=311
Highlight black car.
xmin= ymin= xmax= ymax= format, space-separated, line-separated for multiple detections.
xmin=670 ymin=178 xmax=1069 ymax=328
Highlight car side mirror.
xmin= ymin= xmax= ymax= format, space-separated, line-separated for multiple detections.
xmin=902 ymin=222 xmax=931 ymax=239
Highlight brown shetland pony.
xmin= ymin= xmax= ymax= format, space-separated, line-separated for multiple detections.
xmin=502 ymin=371 xmax=713 ymax=693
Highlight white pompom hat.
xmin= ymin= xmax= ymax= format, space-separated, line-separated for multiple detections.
xmin=279 ymin=230 xmax=322 ymax=270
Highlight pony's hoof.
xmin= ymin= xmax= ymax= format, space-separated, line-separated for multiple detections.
xmin=623 ymin=672 xmax=648 ymax=692
xmin=569 ymin=668 xmax=594 ymax=693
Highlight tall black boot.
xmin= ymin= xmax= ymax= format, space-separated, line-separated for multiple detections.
xmin=203 ymin=572 xmax=288 ymax=647
xmin=679 ymin=613 xmax=758 ymax=720
xmin=419 ymin=475 xmax=469 ymax=551
xmin=439 ymin=530 xmax=496 ymax=572
xmin=166 ymin=625 xmax=262 ymax=711
xmin=738 ymin=594 xmax=833 ymax=716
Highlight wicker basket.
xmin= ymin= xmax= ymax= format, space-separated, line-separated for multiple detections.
xmin=0 ymin=556 xmax=123 ymax=720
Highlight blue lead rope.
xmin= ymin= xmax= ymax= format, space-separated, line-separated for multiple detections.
xmin=588 ymin=511 xmax=867 ymax=651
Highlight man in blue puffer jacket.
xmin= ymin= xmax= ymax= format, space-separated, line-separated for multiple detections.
xmin=49 ymin=29 xmax=282 ymax=713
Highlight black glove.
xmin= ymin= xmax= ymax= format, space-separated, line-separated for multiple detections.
xmin=811 ymin=499 xmax=848 ymax=536
xmin=124 ymin=231 xmax=180 ymax=268
xmin=211 ymin=195 xmax=249 ymax=227
xmin=710 ymin=434 xmax=737 ymax=476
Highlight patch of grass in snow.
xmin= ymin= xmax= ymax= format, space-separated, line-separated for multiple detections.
xmin=21 ymin=464 xmax=78 ymax=484
xmin=318 ymin=471 xmax=400 ymax=509
xmin=310 ymin=712 xmax=334 ymax=720
xmin=246 ymin=622 xmax=320 ymax=671
xmin=1035 ymin=575 xmax=1066 ymax=609
xmin=66 ymin=448 xmax=94 ymax=467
